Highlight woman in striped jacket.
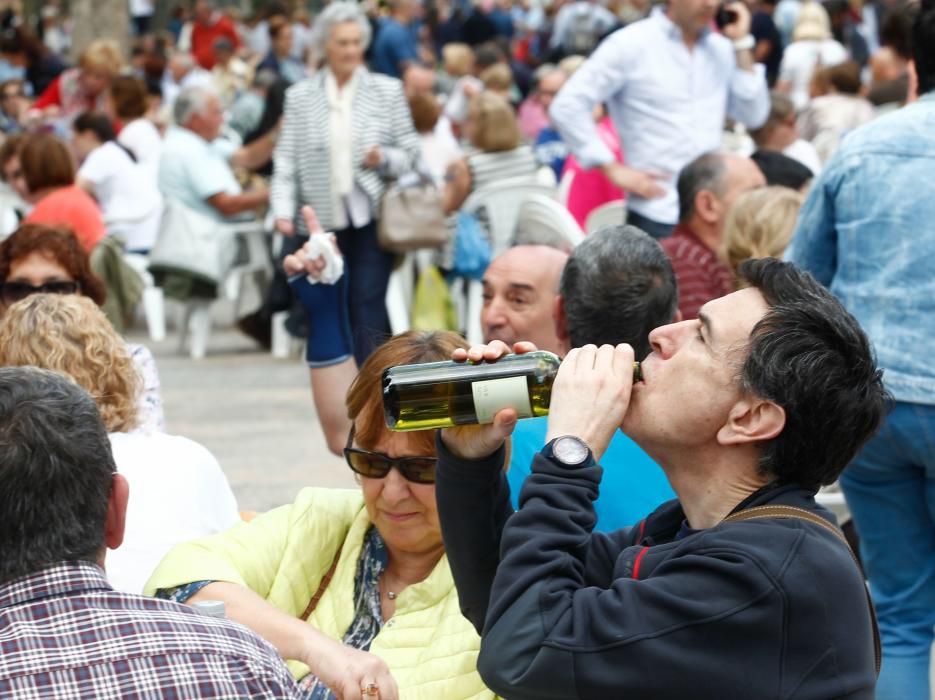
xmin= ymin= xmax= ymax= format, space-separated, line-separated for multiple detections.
xmin=271 ymin=2 xmax=421 ymax=365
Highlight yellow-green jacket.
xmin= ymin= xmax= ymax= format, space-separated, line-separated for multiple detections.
xmin=144 ymin=488 xmax=495 ymax=699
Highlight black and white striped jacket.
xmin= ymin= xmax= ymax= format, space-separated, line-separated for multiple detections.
xmin=270 ymin=69 xmax=421 ymax=234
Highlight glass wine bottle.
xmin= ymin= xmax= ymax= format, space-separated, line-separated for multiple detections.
xmin=383 ymin=351 xmax=642 ymax=431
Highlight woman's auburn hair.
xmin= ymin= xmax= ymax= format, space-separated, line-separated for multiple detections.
xmin=346 ymin=330 xmax=469 ymax=454
xmin=0 ymin=223 xmax=107 ymax=306
xmin=0 ymin=294 xmax=140 ymax=433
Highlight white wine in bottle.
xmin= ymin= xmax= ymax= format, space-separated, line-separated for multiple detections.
xmin=383 ymin=351 xmax=642 ymax=431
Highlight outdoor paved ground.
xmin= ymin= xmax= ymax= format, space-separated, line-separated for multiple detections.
xmin=130 ymin=319 xmax=356 ymax=514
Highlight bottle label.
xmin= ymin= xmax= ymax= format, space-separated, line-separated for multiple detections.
xmin=471 ymin=376 xmax=533 ymax=424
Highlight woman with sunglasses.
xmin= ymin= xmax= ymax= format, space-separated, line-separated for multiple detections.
xmin=146 ymin=330 xmax=500 ymax=700
xmin=0 ymin=223 xmax=165 ymax=433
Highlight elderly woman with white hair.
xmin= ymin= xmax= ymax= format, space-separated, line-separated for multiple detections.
xmin=271 ymin=1 xmax=421 ymax=366
xmin=775 ymin=2 xmax=848 ymax=110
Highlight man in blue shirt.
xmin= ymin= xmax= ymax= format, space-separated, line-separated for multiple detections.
xmin=371 ymin=0 xmax=420 ymax=79
xmin=787 ymin=4 xmax=935 ymax=696
xmin=505 ymin=226 xmax=677 ymax=530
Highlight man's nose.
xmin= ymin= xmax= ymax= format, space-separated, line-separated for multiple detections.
xmin=483 ymin=298 xmax=508 ymax=326
xmin=648 ymin=320 xmax=691 ymax=359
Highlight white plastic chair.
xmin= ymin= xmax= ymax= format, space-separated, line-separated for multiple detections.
xmin=176 ymin=219 xmax=270 ymax=359
xmin=515 ymin=194 xmax=585 ymax=252
xmin=461 ymin=176 xmax=557 ymax=257
xmin=123 ymin=253 xmax=166 ymax=342
xmin=535 ymin=165 xmax=558 ymax=188
xmin=557 ymin=169 xmax=575 ymax=207
xmin=385 ymin=249 xmax=438 ymax=335
xmin=585 ymin=199 xmax=628 ymax=234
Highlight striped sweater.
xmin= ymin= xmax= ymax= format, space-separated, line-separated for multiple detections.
xmin=660 ymin=224 xmax=734 ymax=320
xmin=270 ymin=68 xmax=422 ymax=234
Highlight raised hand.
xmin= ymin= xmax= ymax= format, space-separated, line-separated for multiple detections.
xmin=440 ymin=341 xmax=538 ymax=460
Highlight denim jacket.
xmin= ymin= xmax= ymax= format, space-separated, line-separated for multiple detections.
xmin=787 ymin=93 xmax=935 ymax=405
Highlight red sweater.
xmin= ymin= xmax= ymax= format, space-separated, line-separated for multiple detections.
xmin=660 ymin=225 xmax=733 ymax=321
xmin=191 ymin=16 xmax=240 ymax=70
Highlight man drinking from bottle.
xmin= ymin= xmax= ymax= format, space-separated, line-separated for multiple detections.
xmin=435 ymin=258 xmax=885 ymax=699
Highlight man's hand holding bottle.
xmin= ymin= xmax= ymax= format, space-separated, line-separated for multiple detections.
xmin=440 ymin=341 xmax=638 ymax=464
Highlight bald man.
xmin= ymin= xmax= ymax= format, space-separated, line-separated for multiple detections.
xmin=481 ymin=245 xmax=568 ymax=355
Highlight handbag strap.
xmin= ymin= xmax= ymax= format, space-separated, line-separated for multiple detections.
xmin=302 ymin=544 xmax=343 ymax=621
xmin=722 ymin=505 xmax=881 ymax=676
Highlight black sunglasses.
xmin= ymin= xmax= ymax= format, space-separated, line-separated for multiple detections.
xmin=343 ymin=425 xmax=437 ymax=484
xmin=1 ymin=281 xmax=80 ymax=304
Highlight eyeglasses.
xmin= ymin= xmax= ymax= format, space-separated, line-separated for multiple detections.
xmin=343 ymin=426 xmax=437 ymax=484
xmin=1 ymin=280 xmax=80 ymax=304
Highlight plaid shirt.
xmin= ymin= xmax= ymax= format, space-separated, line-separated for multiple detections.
xmin=0 ymin=560 xmax=302 ymax=699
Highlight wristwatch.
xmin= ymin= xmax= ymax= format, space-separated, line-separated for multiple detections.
xmin=544 ymin=436 xmax=592 ymax=467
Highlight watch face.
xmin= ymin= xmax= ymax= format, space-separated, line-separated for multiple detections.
xmin=553 ymin=436 xmax=589 ymax=465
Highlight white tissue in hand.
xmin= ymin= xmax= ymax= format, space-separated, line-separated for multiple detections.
xmin=304 ymin=233 xmax=344 ymax=285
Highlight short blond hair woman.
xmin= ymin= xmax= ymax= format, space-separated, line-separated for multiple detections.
xmin=32 ymin=39 xmax=125 ymax=122
xmin=721 ymin=186 xmax=804 ymax=286
xmin=0 ymin=294 xmax=239 ymax=593
xmin=443 ymin=92 xmax=537 ymax=215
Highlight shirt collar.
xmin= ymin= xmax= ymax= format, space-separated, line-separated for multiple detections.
xmin=0 ymin=560 xmax=111 ymax=610
xmin=325 ymin=66 xmax=364 ymax=103
xmin=651 ymin=6 xmax=711 ymax=43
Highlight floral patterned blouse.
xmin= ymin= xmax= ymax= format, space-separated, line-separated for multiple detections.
xmin=128 ymin=343 xmax=165 ymax=434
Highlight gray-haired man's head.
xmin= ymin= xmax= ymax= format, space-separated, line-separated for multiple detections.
xmin=174 ymin=85 xmax=223 ymax=141
xmin=559 ymin=225 xmax=678 ymax=358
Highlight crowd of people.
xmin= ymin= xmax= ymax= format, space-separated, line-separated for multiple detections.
xmin=0 ymin=0 xmax=931 ymax=698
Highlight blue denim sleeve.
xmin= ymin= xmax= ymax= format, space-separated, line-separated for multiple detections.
xmin=786 ymin=159 xmax=841 ymax=287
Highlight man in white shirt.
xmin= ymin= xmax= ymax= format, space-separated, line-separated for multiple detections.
xmin=550 ymin=0 xmax=770 ymax=238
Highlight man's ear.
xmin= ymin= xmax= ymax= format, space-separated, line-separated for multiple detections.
xmin=104 ymin=473 xmax=129 ymax=552
xmin=717 ymin=397 xmax=785 ymax=446
xmin=553 ymin=294 xmax=569 ymax=343
xmin=695 ymin=190 xmax=721 ymax=226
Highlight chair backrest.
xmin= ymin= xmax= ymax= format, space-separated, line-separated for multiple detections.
xmin=461 ymin=176 xmax=557 ymax=256
xmin=515 ymin=194 xmax=584 ymax=252
xmin=557 ymin=169 xmax=575 ymax=207
xmin=585 ymin=199 xmax=627 ymax=234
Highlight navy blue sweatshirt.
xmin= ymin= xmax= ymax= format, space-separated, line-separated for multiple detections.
xmin=435 ymin=436 xmax=876 ymax=699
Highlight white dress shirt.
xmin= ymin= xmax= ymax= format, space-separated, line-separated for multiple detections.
xmin=325 ymin=68 xmax=372 ymax=230
xmin=550 ymin=8 xmax=770 ymax=224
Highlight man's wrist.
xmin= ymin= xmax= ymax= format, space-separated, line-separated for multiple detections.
xmin=542 ymin=435 xmax=593 ymax=469
xmin=732 ymin=34 xmax=755 ymax=51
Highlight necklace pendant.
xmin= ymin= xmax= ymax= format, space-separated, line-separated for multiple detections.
xmin=387 ymin=590 xmax=397 ymax=600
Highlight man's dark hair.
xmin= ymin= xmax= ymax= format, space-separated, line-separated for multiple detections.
xmin=73 ymin=112 xmax=117 ymax=143
xmin=737 ymin=258 xmax=888 ymax=490
xmin=560 ymin=225 xmax=677 ymax=358
xmin=0 ymin=367 xmax=116 ymax=584
xmin=913 ymin=0 xmax=935 ymax=95
xmin=677 ymin=152 xmax=727 ymax=223
xmin=751 ymin=150 xmax=813 ymax=190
